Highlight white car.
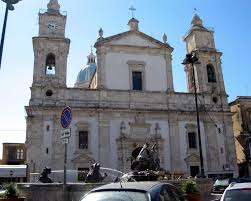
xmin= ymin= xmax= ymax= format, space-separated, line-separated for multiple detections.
xmin=0 ymin=185 xmax=6 ymax=194
xmin=219 ymin=182 xmax=251 ymax=201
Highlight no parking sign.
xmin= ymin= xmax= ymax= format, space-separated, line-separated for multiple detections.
xmin=61 ymin=106 xmax=72 ymax=128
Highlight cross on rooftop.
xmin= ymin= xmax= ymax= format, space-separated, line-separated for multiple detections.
xmin=129 ymin=5 xmax=136 ymax=18
xmin=193 ymin=8 xmax=199 ymax=15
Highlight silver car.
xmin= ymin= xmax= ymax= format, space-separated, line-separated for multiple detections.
xmin=80 ymin=181 xmax=186 ymax=201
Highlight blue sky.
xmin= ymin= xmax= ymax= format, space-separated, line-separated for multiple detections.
xmin=0 ymin=0 xmax=250 ymax=157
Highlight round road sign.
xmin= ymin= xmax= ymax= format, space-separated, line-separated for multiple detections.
xmin=61 ymin=106 xmax=72 ymax=128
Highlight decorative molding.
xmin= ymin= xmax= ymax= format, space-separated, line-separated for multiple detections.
xmin=184 ymin=153 xmax=200 ymax=163
xmin=127 ymin=60 xmax=145 ymax=66
xmin=185 ymin=123 xmax=197 ymax=132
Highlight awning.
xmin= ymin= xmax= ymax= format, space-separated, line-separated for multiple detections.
xmin=0 ymin=165 xmax=27 ymax=177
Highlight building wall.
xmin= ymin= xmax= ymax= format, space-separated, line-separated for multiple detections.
xmin=104 ymin=51 xmax=168 ymax=91
xmin=26 ymin=89 xmax=238 ymax=178
xmin=230 ymin=97 xmax=251 ymax=177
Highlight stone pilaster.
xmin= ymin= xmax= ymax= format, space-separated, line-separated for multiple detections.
xmin=98 ymin=117 xmax=111 ymax=168
xmin=164 ymin=52 xmax=174 ymax=92
xmin=224 ymin=119 xmax=238 ymax=176
xmin=96 ymin=48 xmax=106 ymax=89
xmin=168 ymin=117 xmax=181 ymax=171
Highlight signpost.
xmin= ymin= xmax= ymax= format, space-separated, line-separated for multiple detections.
xmin=60 ymin=106 xmax=72 ymax=201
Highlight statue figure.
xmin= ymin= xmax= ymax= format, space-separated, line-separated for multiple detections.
xmin=85 ymin=163 xmax=107 ymax=183
xmin=131 ymin=143 xmax=160 ymax=171
xmin=39 ymin=167 xmax=53 ymax=183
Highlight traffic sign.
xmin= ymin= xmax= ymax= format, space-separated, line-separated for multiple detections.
xmin=61 ymin=106 xmax=72 ymax=128
xmin=61 ymin=138 xmax=69 ymax=144
xmin=61 ymin=128 xmax=71 ymax=139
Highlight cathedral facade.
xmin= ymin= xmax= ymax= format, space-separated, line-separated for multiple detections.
xmin=25 ymin=0 xmax=238 ymax=181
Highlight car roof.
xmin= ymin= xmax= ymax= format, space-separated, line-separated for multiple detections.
xmin=226 ymin=182 xmax=251 ymax=190
xmin=92 ymin=181 xmax=164 ymax=192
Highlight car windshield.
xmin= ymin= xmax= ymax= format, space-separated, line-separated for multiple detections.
xmin=214 ymin=179 xmax=229 ymax=186
xmin=223 ymin=189 xmax=251 ymax=201
xmin=81 ymin=190 xmax=150 ymax=201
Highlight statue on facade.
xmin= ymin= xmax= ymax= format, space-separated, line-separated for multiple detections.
xmin=39 ymin=167 xmax=53 ymax=183
xmin=85 ymin=163 xmax=107 ymax=183
xmin=131 ymin=143 xmax=160 ymax=171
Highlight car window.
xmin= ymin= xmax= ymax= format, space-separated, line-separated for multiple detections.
xmin=223 ymin=189 xmax=251 ymax=201
xmin=160 ymin=185 xmax=183 ymax=201
xmin=160 ymin=187 xmax=172 ymax=201
xmin=169 ymin=186 xmax=185 ymax=201
xmin=81 ymin=191 xmax=150 ymax=201
xmin=214 ymin=179 xmax=229 ymax=186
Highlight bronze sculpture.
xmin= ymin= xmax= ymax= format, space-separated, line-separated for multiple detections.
xmin=131 ymin=143 xmax=160 ymax=171
xmin=39 ymin=167 xmax=53 ymax=183
xmin=85 ymin=163 xmax=107 ymax=183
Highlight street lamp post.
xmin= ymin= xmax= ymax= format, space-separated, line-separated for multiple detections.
xmin=182 ymin=52 xmax=205 ymax=178
xmin=10 ymin=170 xmax=13 ymax=182
xmin=0 ymin=0 xmax=22 ymax=70
xmin=154 ymin=122 xmax=160 ymax=158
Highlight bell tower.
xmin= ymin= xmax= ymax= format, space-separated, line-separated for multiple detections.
xmin=183 ymin=15 xmax=227 ymax=101
xmin=32 ymin=0 xmax=70 ymax=87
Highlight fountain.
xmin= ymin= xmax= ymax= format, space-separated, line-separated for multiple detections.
xmin=34 ymin=142 xmax=161 ymax=184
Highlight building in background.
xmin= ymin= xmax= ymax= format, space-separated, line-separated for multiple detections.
xmin=1 ymin=143 xmax=26 ymax=165
xmin=230 ymin=96 xmax=251 ymax=178
xmin=25 ymin=0 xmax=238 ymax=182
xmin=0 ymin=143 xmax=27 ymax=183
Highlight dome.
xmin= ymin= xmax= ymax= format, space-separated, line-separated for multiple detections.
xmin=75 ymin=52 xmax=96 ymax=88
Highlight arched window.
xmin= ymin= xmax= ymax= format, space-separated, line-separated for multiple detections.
xmin=207 ymin=64 xmax=216 ymax=83
xmin=45 ymin=53 xmax=56 ymax=75
xmin=16 ymin=149 xmax=24 ymax=159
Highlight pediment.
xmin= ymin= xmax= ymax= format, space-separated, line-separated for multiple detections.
xmin=95 ymin=31 xmax=173 ymax=51
xmin=72 ymin=153 xmax=95 ymax=164
xmin=107 ymin=32 xmax=161 ymax=48
xmin=184 ymin=153 xmax=200 ymax=163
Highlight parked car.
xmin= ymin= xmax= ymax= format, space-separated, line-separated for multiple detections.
xmin=215 ymin=182 xmax=251 ymax=201
xmin=212 ymin=178 xmax=251 ymax=193
xmin=0 ymin=185 xmax=6 ymax=194
xmin=80 ymin=181 xmax=186 ymax=201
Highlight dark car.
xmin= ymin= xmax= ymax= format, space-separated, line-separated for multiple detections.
xmin=212 ymin=178 xmax=251 ymax=193
xmin=80 ymin=181 xmax=186 ymax=201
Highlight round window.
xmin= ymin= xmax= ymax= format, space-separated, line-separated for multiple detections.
xmin=46 ymin=90 xmax=53 ymax=97
xmin=212 ymin=96 xmax=218 ymax=103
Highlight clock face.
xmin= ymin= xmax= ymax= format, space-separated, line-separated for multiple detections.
xmin=47 ymin=21 xmax=58 ymax=33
